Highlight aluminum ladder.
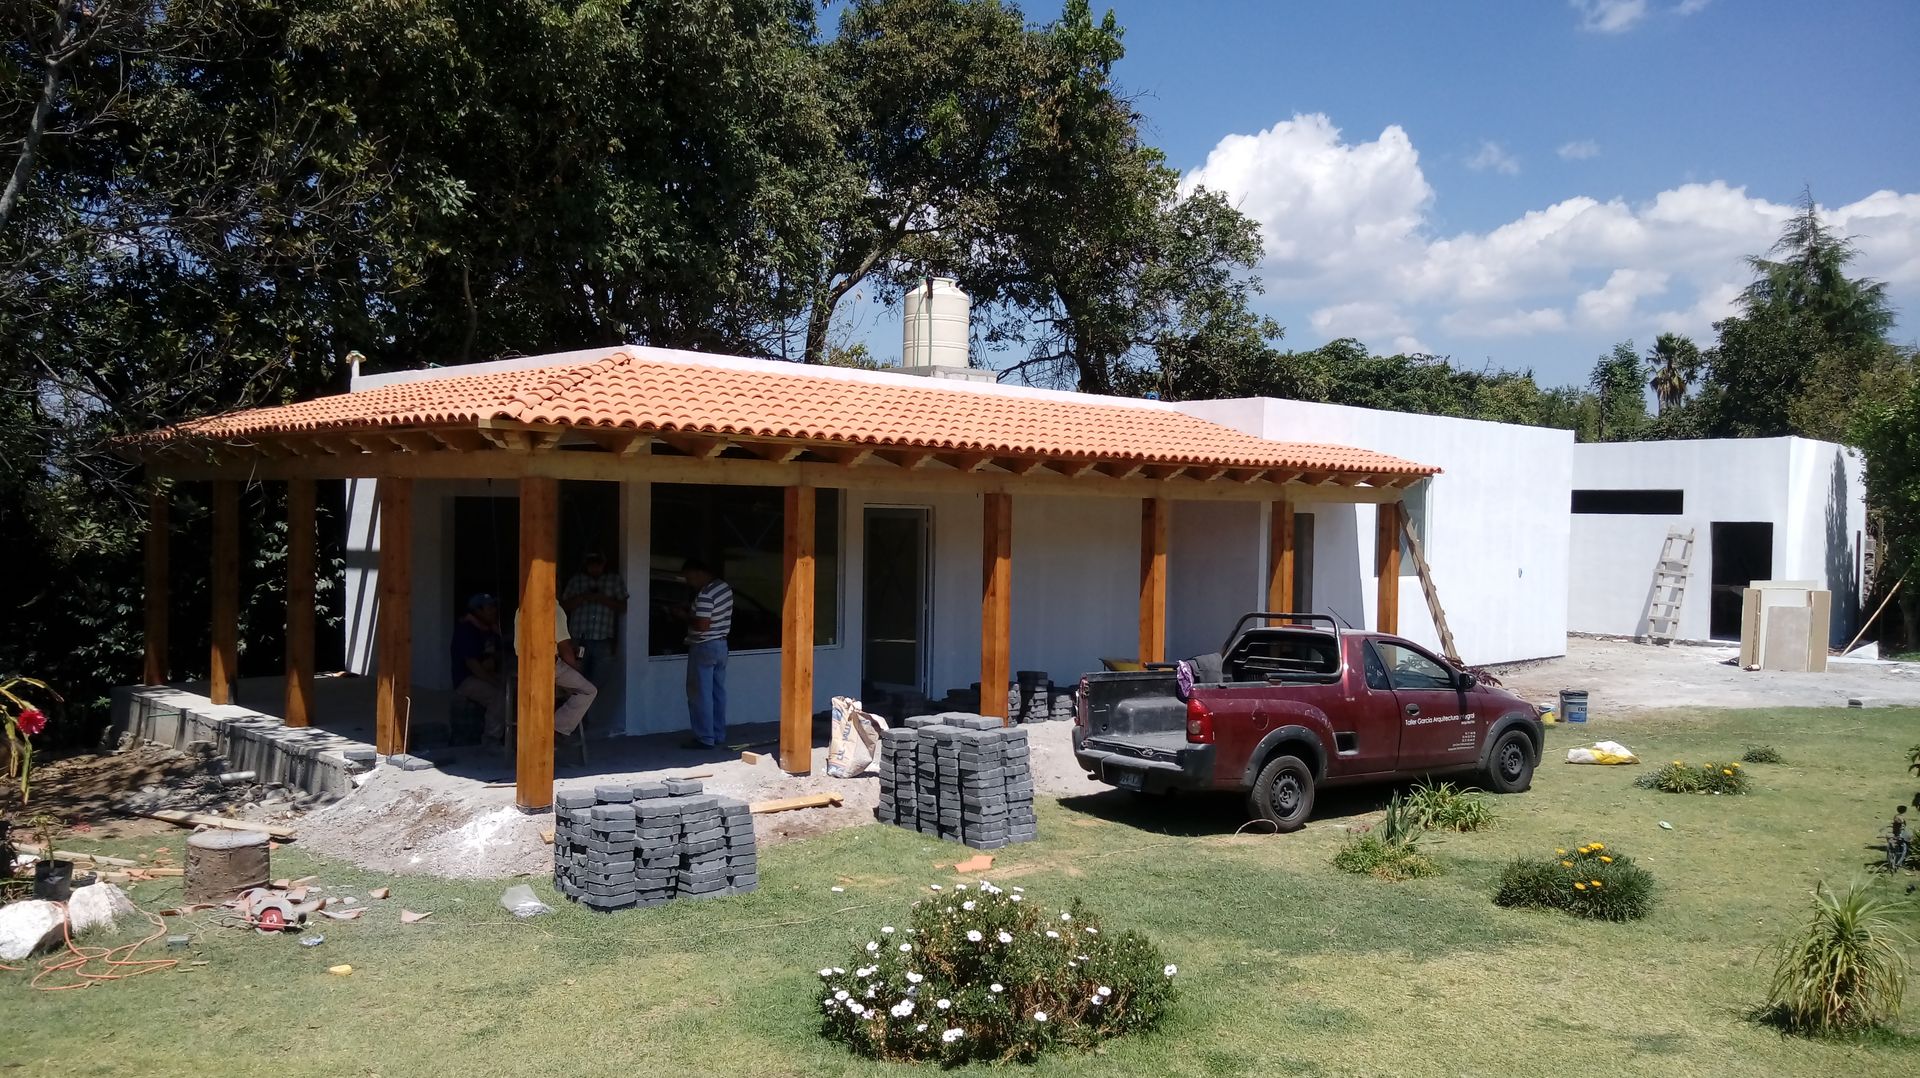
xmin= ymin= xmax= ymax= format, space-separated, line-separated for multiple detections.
xmin=1646 ymin=528 xmax=1695 ymax=644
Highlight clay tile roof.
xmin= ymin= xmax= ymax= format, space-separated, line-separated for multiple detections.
xmin=151 ymin=350 xmax=1438 ymax=477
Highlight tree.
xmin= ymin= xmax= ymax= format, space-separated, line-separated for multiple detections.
xmin=1743 ymin=188 xmax=1894 ymax=348
xmin=1646 ymin=332 xmax=1702 ymax=414
xmin=1586 ymin=342 xmax=1648 ymax=441
xmin=1853 ymin=367 xmax=1920 ymax=646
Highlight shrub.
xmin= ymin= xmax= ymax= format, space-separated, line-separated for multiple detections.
xmin=1494 ymin=842 xmax=1655 ymax=921
xmin=1757 ymin=881 xmax=1914 ymax=1036
xmin=1405 ymin=780 xmax=1496 ymax=832
xmin=1634 ymin=759 xmax=1750 ymax=794
xmin=1332 ymin=792 xmax=1437 ymax=881
xmin=816 ymin=883 xmax=1176 ymax=1063
xmin=1742 ymin=744 xmax=1786 ymax=765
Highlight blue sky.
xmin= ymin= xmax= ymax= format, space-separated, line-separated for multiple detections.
xmin=849 ymin=1 xmax=1920 ymax=388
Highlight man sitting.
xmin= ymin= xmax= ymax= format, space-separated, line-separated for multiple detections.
xmin=450 ymin=594 xmax=507 ymax=745
xmin=515 ymin=595 xmax=597 ymax=742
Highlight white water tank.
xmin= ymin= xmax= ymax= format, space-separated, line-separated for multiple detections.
xmin=902 ymin=278 xmax=970 ymax=368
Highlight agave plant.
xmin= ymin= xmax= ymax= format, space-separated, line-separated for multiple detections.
xmin=1762 ymin=881 xmax=1914 ymax=1036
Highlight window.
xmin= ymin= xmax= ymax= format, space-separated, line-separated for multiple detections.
xmin=1373 ymin=641 xmax=1456 ymax=690
xmin=1571 ymin=489 xmax=1685 ymax=515
xmin=1361 ymin=643 xmax=1391 ymax=691
xmin=1227 ymin=630 xmax=1339 ymax=682
xmin=648 ymin=485 xmax=840 ymax=654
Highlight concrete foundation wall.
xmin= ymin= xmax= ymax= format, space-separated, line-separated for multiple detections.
xmin=110 ymin=684 xmax=365 ymax=797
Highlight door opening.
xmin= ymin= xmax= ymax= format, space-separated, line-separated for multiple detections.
xmin=1709 ymin=521 xmax=1773 ymax=640
xmin=864 ymin=507 xmax=930 ymax=695
xmin=1293 ymin=512 xmax=1316 ymax=613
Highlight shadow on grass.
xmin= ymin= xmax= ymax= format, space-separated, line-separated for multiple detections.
xmin=1056 ymin=781 xmax=1516 ymax=837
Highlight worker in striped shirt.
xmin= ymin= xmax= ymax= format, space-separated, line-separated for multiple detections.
xmin=680 ymin=558 xmax=733 ymax=750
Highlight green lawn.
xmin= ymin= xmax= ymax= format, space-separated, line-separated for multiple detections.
xmin=6 ymin=707 xmax=1920 ymax=1077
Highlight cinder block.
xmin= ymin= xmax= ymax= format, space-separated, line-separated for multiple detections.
xmin=555 ymin=790 xmax=597 ymax=810
xmin=664 ymin=777 xmax=704 ymax=796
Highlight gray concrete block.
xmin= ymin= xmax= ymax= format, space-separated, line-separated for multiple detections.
xmin=665 ymin=777 xmax=704 ymax=796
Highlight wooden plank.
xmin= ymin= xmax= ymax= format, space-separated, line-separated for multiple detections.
xmin=130 ymin=808 xmax=297 ymax=840
xmin=143 ymin=484 xmax=170 ymax=686
xmin=209 ymin=480 xmax=240 ymax=705
xmin=750 ymin=792 xmax=843 ymax=814
xmin=1397 ymin=510 xmax=1460 ymax=666
xmin=1375 ymin=502 xmax=1402 ymax=635
xmin=1266 ymin=499 xmax=1294 ymax=620
xmin=374 ymin=478 xmax=414 ymax=757
xmin=284 ymin=478 xmax=316 ymax=728
xmin=780 ymin=485 xmax=817 ymax=775
xmin=981 ymin=492 xmax=1013 ymax=720
xmin=1138 ymin=497 xmax=1169 ymax=664
xmin=516 ymin=476 xmax=558 ymax=811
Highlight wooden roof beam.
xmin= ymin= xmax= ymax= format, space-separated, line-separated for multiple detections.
xmin=656 ymin=432 xmax=729 ymax=460
xmin=948 ymin=453 xmax=996 ymax=473
xmin=576 ymin=428 xmax=653 ymax=457
xmin=1143 ymin=464 xmax=1190 ymax=482
xmin=826 ymin=446 xmax=875 ymax=468
xmin=1005 ymin=458 xmax=1047 ymax=476
xmin=1098 ymin=461 xmax=1145 ymax=481
xmin=1189 ymin=466 xmax=1227 ymax=482
xmin=1226 ymin=468 xmax=1268 ymax=484
xmin=879 ymin=448 xmax=938 ymax=470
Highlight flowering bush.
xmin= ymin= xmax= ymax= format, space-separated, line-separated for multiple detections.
xmin=1634 ymin=758 xmax=1750 ymax=795
xmin=2 ymin=676 xmax=56 ymax=805
xmin=816 ymin=882 xmax=1176 ymax=1063
xmin=1494 ymin=842 xmax=1654 ymax=921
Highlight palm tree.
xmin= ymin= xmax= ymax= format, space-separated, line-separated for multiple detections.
xmin=1646 ymin=332 xmax=1702 ymax=414
xmin=1743 ymin=187 xmax=1895 ymax=347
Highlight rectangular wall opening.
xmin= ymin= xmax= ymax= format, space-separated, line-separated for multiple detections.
xmin=863 ymin=506 xmax=930 ymax=695
xmin=1572 ymin=489 xmax=1686 ymax=514
xmin=1293 ymin=512 xmax=1316 ymax=613
xmin=647 ymin=484 xmax=841 ymax=655
xmin=1710 ymin=521 xmax=1774 ymax=640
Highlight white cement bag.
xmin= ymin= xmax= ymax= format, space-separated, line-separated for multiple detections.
xmin=1566 ymin=740 xmax=1639 ymax=765
xmin=826 ymin=696 xmax=889 ymax=778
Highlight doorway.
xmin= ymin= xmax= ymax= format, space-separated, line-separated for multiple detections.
xmin=453 ymin=495 xmax=519 ymax=629
xmin=864 ymin=507 xmax=930 ymax=695
xmin=1293 ymin=512 xmax=1316 ymax=613
xmin=1710 ymin=522 xmax=1774 ymax=640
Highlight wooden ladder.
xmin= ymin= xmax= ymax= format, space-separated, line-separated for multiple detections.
xmin=1398 ymin=513 xmax=1462 ymax=667
xmin=1646 ymin=528 xmax=1695 ymax=644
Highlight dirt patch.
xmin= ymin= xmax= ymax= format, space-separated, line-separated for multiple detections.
xmin=15 ymin=738 xmax=317 ymax=840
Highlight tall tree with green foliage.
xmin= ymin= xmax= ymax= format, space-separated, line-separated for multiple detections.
xmin=1646 ymin=332 xmax=1702 ymax=414
xmin=1585 ymin=342 xmax=1648 ymax=442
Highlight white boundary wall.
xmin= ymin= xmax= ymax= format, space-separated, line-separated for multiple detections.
xmin=1567 ymin=437 xmax=1866 ymax=645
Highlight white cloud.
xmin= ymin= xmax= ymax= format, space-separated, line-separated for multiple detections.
xmin=1310 ymin=300 xmax=1413 ymax=341
xmin=1571 ymin=0 xmax=1648 ymax=33
xmin=1442 ymin=306 xmax=1568 ymax=338
xmin=1557 ymin=139 xmax=1601 ymax=161
xmin=1675 ymin=0 xmax=1712 ymax=16
xmin=1575 ymin=269 xmax=1671 ymax=328
xmin=1466 ymin=140 xmax=1520 ymax=175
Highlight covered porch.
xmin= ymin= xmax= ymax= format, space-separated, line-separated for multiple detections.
xmin=125 ymin=347 xmax=1437 ymax=813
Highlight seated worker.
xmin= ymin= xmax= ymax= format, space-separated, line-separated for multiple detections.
xmin=450 ymin=593 xmax=507 ymax=744
xmin=515 ymin=595 xmax=597 ymax=740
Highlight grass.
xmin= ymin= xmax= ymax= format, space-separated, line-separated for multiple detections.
xmin=5 ymin=706 xmax=1920 ymax=1076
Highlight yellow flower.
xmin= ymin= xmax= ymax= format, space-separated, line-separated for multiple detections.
xmin=1591 ymin=843 xmax=1604 ymax=851
xmin=1600 ymin=855 xmax=1613 ymax=864
xmin=1554 ymin=848 xmax=1567 ymax=856
xmin=1560 ymin=860 xmax=1573 ymax=868
xmin=1731 ymin=762 xmax=1741 ymax=768
xmin=1672 ymin=760 xmax=1683 ymax=766
xmin=1721 ymin=769 xmax=1733 ymax=776
xmin=1590 ymin=880 xmax=1603 ymax=888
xmin=1573 ymin=882 xmax=1588 ymax=891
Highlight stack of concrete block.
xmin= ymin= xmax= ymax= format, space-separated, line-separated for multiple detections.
xmin=875 ymin=715 xmax=1036 ymax=850
xmin=552 ymin=778 xmax=757 ymax=912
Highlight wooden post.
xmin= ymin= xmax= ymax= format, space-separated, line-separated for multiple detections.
xmin=981 ymin=492 xmax=1012 ymax=721
xmin=374 ymin=478 xmax=413 ymax=757
xmin=780 ymin=485 xmax=816 ymax=775
xmin=209 ymin=480 xmax=240 ymax=705
xmin=1375 ymin=502 xmax=1402 ymax=635
xmin=515 ymin=476 xmax=558 ymax=811
xmin=142 ymin=484 xmax=169 ymax=686
xmin=1139 ymin=497 xmax=1169 ymax=664
xmin=1267 ymin=500 xmax=1295 ymax=617
xmin=284 ymin=478 xmax=316 ymax=728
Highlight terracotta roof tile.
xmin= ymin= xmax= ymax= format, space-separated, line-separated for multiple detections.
xmin=154 ymin=350 xmax=1438 ymax=477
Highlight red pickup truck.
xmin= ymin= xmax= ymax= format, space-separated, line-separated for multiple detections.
xmin=1072 ymin=613 xmax=1543 ymax=830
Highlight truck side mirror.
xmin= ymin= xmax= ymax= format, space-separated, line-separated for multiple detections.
xmin=1456 ymin=671 xmax=1477 ymax=690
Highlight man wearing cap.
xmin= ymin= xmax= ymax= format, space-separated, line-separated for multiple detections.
xmin=561 ymin=551 xmax=627 ymax=696
xmin=450 ymin=594 xmax=507 ymax=743
xmin=679 ymin=559 xmax=732 ymax=750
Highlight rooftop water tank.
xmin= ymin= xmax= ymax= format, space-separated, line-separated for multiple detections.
xmin=902 ymin=278 xmax=970 ymax=369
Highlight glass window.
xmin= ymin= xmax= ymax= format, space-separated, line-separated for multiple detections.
xmin=648 ymin=485 xmax=840 ymax=655
xmin=1361 ymin=642 xmax=1392 ymax=691
xmin=1374 ymin=641 xmax=1456 ymax=691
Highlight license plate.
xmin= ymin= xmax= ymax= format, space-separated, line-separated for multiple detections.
xmin=1110 ymin=767 xmax=1144 ymax=791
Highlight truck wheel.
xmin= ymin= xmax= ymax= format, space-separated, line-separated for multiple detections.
xmin=1249 ymin=755 xmax=1316 ymax=832
xmin=1483 ymin=729 xmax=1535 ymax=794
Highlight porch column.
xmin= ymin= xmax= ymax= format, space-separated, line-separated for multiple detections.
xmin=142 ymin=484 xmax=169 ymax=686
xmin=284 ymin=478 xmax=316 ymax=728
xmin=209 ymin=480 xmax=240 ymax=705
xmin=980 ymin=492 xmax=1012 ymax=721
xmin=1375 ymin=501 xmax=1402 ymax=635
xmin=1267 ymin=499 xmax=1295 ymax=615
xmin=1138 ymin=496 xmax=1169 ymax=664
xmin=780 ymin=485 xmax=816 ymax=775
xmin=515 ymin=476 xmax=558 ymax=811
xmin=374 ymin=478 xmax=413 ymax=756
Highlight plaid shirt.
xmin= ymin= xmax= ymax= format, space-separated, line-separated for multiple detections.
xmin=561 ymin=571 xmax=627 ymax=641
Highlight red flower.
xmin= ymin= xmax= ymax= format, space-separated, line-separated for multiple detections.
xmin=15 ymin=707 xmax=46 ymax=736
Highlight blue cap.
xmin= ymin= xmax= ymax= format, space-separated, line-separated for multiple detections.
xmin=467 ymin=593 xmax=497 ymax=611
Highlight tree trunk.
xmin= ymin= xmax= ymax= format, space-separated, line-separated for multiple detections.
xmin=0 ymin=53 xmax=64 ymax=233
xmin=802 ymin=288 xmax=836 ymax=366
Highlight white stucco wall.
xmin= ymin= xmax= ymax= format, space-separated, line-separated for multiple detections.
xmin=1567 ymin=437 xmax=1866 ymax=644
xmin=1176 ymin=398 xmax=1574 ymax=666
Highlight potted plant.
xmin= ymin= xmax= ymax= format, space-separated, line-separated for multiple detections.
xmin=28 ymin=812 xmax=71 ymax=901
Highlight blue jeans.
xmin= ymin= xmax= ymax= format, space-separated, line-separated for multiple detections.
xmin=685 ymin=639 xmax=729 ymax=746
xmin=576 ymin=638 xmax=615 ymax=689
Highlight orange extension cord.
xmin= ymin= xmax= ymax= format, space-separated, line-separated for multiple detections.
xmin=0 ymin=900 xmax=178 ymax=990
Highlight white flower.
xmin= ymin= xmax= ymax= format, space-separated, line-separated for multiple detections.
xmin=865 ymin=985 xmax=877 ymax=998
xmin=936 ymin=998 xmax=951 ymax=1010
xmin=990 ymin=983 xmax=1004 ymax=993
xmin=1045 ymin=930 xmax=1060 ymax=939
xmin=832 ymin=967 xmax=845 ymax=975
xmin=997 ymin=930 xmax=1013 ymax=944
xmin=882 ymin=926 xmax=895 ymax=934
xmin=1060 ymin=912 xmax=1072 ymax=922
xmin=830 ymin=886 xmax=845 ymax=893
xmin=944 ymin=906 xmax=954 ymax=913
xmin=1090 ymin=996 xmax=1104 ymax=1007
xmin=818 ymin=968 xmax=833 ymax=977
xmin=916 ymin=1023 xmax=928 ymax=1033
xmin=823 ymin=999 xmax=837 ymax=1011
xmin=891 ymin=1000 xmax=914 ymax=1018
xmin=899 ymin=943 xmax=912 ymax=952
xmin=1012 ymin=886 xmax=1024 ymax=893
xmin=1033 ymin=1011 xmax=1049 ymax=1023
xmin=834 ymin=989 xmax=849 ymax=1001
xmin=1010 ymin=894 xmax=1022 ymax=903
xmin=906 ymin=971 xmax=924 ymax=984
xmin=865 ymin=941 xmax=878 ymax=953
xmin=966 ymin=930 xmax=983 ymax=942
xmin=962 ymin=900 xmax=976 ymax=911
xmin=1084 ymin=927 xmax=1098 ymax=935
xmin=1077 ymin=955 xmax=1089 ymax=962
xmin=847 ymin=1001 xmax=866 ymax=1016
xmin=1097 ymin=985 xmax=1112 ymax=997
xmin=954 ymin=883 xmax=968 ymax=891
xmin=941 ymin=1028 xmax=964 ymax=1043
xmin=930 ymin=884 xmax=943 ymax=891
xmin=1164 ymin=964 xmax=1178 ymax=977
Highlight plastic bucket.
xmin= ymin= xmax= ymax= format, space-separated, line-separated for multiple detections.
xmin=33 ymin=858 xmax=73 ymax=902
xmin=1559 ymin=689 xmax=1589 ymax=724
